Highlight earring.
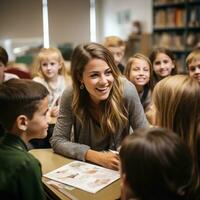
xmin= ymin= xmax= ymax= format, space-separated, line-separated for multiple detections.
xmin=80 ymin=83 xmax=84 ymax=90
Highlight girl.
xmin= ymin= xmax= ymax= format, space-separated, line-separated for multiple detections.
xmin=32 ymin=47 xmax=72 ymax=118
xmin=152 ymin=75 xmax=200 ymax=193
xmin=120 ymin=127 xmax=196 ymax=200
xmin=50 ymin=42 xmax=148 ymax=170
xmin=149 ymin=47 xmax=177 ymax=87
xmin=124 ymin=53 xmax=153 ymax=112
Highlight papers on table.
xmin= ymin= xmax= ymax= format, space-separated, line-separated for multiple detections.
xmin=44 ymin=161 xmax=120 ymax=193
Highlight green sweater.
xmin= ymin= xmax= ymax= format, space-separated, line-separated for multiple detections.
xmin=0 ymin=133 xmax=45 ymax=200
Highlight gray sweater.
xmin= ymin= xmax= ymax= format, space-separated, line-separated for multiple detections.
xmin=50 ymin=78 xmax=148 ymax=161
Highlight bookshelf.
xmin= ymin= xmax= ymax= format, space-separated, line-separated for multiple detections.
xmin=152 ymin=0 xmax=200 ymax=72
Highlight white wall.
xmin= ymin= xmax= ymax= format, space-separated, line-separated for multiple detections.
xmin=0 ymin=0 xmax=90 ymax=57
xmin=48 ymin=0 xmax=90 ymax=46
xmin=96 ymin=0 xmax=152 ymax=42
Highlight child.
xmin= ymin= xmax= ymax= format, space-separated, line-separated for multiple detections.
xmin=0 ymin=79 xmax=49 ymax=199
xmin=119 ymin=127 xmax=196 ymax=200
xmin=152 ymin=74 xmax=200 ymax=192
xmin=103 ymin=35 xmax=126 ymax=74
xmin=0 ymin=46 xmax=19 ymax=83
xmin=124 ymin=53 xmax=153 ymax=112
xmin=186 ymin=48 xmax=200 ymax=82
xmin=32 ymin=47 xmax=71 ymax=118
xmin=149 ymin=47 xmax=177 ymax=87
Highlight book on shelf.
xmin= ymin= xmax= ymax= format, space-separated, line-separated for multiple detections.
xmin=154 ymin=10 xmax=166 ymax=27
xmin=188 ymin=6 xmax=200 ymax=27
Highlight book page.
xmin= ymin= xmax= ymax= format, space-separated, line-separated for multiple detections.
xmin=44 ymin=161 xmax=120 ymax=193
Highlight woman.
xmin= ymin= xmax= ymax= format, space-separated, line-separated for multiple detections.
xmin=50 ymin=42 xmax=148 ymax=170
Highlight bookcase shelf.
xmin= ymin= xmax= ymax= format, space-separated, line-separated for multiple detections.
xmin=152 ymin=0 xmax=200 ymax=72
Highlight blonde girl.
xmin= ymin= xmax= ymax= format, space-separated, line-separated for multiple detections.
xmin=149 ymin=47 xmax=177 ymax=87
xmin=32 ymin=47 xmax=71 ymax=118
xmin=50 ymin=42 xmax=148 ymax=170
xmin=125 ymin=53 xmax=153 ymax=112
xmin=152 ymin=74 xmax=200 ymax=194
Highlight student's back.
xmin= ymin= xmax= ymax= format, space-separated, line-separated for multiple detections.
xmin=0 ymin=134 xmax=43 ymax=199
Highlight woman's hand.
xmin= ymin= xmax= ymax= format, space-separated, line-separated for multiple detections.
xmin=85 ymin=149 xmax=120 ymax=170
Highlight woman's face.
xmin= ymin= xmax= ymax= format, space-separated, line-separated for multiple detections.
xmin=153 ymin=53 xmax=175 ymax=78
xmin=81 ymin=58 xmax=114 ymax=105
xmin=129 ymin=58 xmax=150 ymax=90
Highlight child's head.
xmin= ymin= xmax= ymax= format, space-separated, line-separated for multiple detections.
xmin=152 ymin=75 xmax=200 ymax=189
xmin=103 ymin=36 xmax=125 ymax=65
xmin=32 ymin=47 xmax=67 ymax=80
xmin=120 ymin=127 xmax=194 ymax=200
xmin=149 ymin=47 xmax=177 ymax=81
xmin=0 ymin=79 xmax=49 ymax=140
xmin=186 ymin=48 xmax=200 ymax=82
xmin=0 ymin=46 xmax=9 ymax=81
xmin=125 ymin=53 xmax=153 ymax=91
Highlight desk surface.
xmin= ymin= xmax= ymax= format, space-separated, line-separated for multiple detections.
xmin=30 ymin=149 xmax=120 ymax=200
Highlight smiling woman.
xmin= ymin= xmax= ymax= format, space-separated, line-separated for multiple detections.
xmin=50 ymin=42 xmax=149 ymax=170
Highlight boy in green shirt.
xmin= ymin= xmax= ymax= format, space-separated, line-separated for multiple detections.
xmin=0 ymin=79 xmax=49 ymax=199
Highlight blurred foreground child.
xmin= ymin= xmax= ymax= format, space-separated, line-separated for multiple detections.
xmin=120 ymin=127 xmax=196 ymax=200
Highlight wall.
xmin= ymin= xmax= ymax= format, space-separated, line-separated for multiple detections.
xmin=48 ymin=0 xmax=90 ymax=47
xmin=0 ymin=0 xmax=90 ymax=60
xmin=96 ymin=0 xmax=152 ymax=42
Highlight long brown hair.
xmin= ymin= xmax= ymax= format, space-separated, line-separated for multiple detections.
xmin=152 ymin=75 xmax=200 ymax=190
xmin=71 ymin=42 xmax=128 ymax=135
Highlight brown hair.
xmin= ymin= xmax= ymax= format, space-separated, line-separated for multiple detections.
xmin=103 ymin=35 xmax=125 ymax=48
xmin=120 ymin=127 xmax=194 ymax=200
xmin=0 ymin=79 xmax=49 ymax=130
xmin=0 ymin=46 xmax=8 ymax=66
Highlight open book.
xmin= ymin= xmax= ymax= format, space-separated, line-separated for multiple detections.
xmin=44 ymin=161 xmax=120 ymax=193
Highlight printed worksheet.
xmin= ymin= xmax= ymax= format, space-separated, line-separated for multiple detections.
xmin=44 ymin=161 xmax=120 ymax=193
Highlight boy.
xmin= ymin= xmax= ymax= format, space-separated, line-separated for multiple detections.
xmin=0 ymin=46 xmax=19 ymax=83
xmin=0 ymin=79 xmax=49 ymax=199
xmin=186 ymin=48 xmax=200 ymax=82
xmin=103 ymin=35 xmax=126 ymax=74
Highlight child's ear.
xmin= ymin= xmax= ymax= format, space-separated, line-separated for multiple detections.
xmin=16 ymin=115 xmax=28 ymax=131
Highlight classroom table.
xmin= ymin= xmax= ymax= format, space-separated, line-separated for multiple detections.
xmin=29 ymin=149 xmax=121 ymax=200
